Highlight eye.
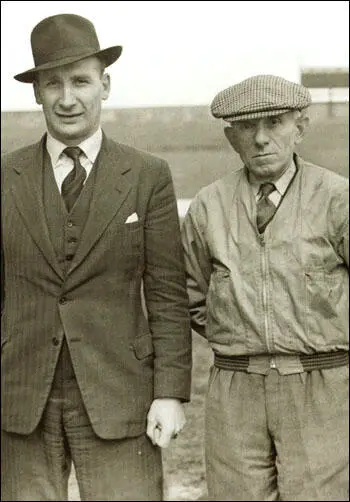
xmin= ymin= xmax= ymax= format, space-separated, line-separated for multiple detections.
xmin=75 ymin=78 xmax=89 ymax=85
xmin=240 ymin=121 xmax=254 ymax=130
xmin=269 ymin=116 xmax=281 ymax=126
xmin=45 ymin=80 xmax=59 ymax=88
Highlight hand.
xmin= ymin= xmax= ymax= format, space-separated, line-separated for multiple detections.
xmin=146 ymin=398 xmax=186 ymax=448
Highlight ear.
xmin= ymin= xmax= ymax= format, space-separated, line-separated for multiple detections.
xmin=101 ymin=73 xmax=111 ymax=101
xmin=224 ymin=126 xmax=239 ymax=153
xmin=33 ymin=81 xmax=42 ymax=105
xmin=294 ymin=115 xmax=309 ymax=145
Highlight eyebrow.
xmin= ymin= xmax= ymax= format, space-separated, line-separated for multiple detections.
xmin=40 ymin=72 xmax=93 ymax=82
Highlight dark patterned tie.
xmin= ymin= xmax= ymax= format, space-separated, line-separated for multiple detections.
xmin=61 ymin=147 xmax=87 ymax=212
xmin=256 ymin=182 xmax=277 ymax=233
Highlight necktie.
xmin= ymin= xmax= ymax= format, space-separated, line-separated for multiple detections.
xmin=256 ymin=182 xmax=277 ymax=233
xmin=61 ymin=147 xmax=87 ymax=212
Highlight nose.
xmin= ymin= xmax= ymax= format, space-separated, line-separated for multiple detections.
xmin=58 ymin=85 xmax=77 ymax=108
xmin=253 ymin=124 xmax=270 ymax=146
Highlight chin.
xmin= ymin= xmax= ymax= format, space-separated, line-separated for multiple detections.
xmin=54 ymin=127 xmax=86 ymax=143
xmin=252 ymin=163 xmax=275 ymax=173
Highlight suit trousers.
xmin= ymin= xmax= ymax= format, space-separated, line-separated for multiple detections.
xmin=205 ymin=364 xmax=349 ymax=501
xmin=1 ymin=339 xmax=163 ymax=501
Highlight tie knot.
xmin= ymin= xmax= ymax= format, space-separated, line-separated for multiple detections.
xmin=259 ymin=182 xmax=276 ymax=197
xmin=63 ymin=146 xmax=83 ymax=162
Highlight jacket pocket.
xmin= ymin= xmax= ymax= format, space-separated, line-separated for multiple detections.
xmin=206 ymin=269 xmax=243 ymax=346
xmin=133 ymin=333 xmax=154 ymax=359
xmin=304 ymin=267 xmax=348 ymax=344
xmin=305 ymin=269 xmax=337 ymax=318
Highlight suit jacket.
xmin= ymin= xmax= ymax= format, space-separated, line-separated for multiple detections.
xmin=1 ymin=133 xmax=192 ymax=439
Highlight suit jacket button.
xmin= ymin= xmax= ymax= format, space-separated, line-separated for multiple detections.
xmin=52 ymin=337 xmax=60 ymax=346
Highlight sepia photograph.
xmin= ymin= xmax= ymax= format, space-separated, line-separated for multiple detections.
xmin=1 ymin=1 xmax=348 ymax=500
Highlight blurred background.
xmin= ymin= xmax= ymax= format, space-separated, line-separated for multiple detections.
xmin=1 ymin=1 xmax=348 ymax=500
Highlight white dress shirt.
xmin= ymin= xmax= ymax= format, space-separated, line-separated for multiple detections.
xmin=250 ymin=161 xmax=297 ymax=207
xmin=46 ymin=128 xmax=103 ymax=193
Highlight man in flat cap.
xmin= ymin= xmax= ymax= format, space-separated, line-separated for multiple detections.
xmin=1 ymin=13 xmax=192 ymax=501
xmin=181 ymin=75 xmax=348 ymax=500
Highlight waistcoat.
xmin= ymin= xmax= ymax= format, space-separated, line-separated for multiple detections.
xmin=43 ymin=149 xmax=97 ymax=380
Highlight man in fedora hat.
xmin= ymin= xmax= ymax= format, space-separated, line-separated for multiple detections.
xmin=181 ymin=75 xmax=349 ymax=500
xmin=1 ymin=13 xmax=192 ymax=501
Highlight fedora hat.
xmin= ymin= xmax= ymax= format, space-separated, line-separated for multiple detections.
xmin=14 ymin=14 xmax=123 ymax=83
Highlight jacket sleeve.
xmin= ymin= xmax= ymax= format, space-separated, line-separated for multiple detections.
xmin=328 ymin=177 xmax=349 ymax=268
xmin=143 ymin=161 xmax=192 ymax=402
xmin=181 ymin=196 xmax=212 ymax=338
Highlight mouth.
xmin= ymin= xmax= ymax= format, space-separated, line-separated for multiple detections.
xmin=56 ymin=112 xmax=83 ymax=121
xmin=253 ymin=153 xmax=274 ymax=158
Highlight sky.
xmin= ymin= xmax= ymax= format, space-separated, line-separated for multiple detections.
xmin=1 ymin=0 xmax=349 ymax=111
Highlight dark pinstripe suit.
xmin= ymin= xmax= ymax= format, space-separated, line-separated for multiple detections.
xmin=1 ymin=133 xmax=192 ymax=499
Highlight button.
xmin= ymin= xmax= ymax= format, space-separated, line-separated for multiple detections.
xmin=66 ymin=254 xmax=73 ymax=261
xmin=270 ymin=357 xmax=276 ymax=369
xmin=52 ymin=337 xmax=60 ymax=346
xmin=68 ymin=237 xmax=77 ymax=244
xmin=59 ymin=296 xmax=67 ymax=304
xmin=67 ymin=221 xmax=74 ymax=228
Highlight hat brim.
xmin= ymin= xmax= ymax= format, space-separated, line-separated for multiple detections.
xmin=222 ymin=108 xmax=297 ymax=123
xmin=14 ymin=45 xmax=122 ymax=83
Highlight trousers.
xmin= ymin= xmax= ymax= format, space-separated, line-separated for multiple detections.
xmin=1 ymin=339 xmax=163 ymax=501
xmin=205 ymin=364 xmax=349 ymax=501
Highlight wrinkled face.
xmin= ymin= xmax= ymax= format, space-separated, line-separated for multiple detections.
xmin=224 ymin=111 xmax=308 ymax=182
xmin=34 ymin=56 xmax=110 ymax=145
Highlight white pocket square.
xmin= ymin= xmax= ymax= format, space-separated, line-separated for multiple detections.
xmin=125 ymin=212 xmax=139 ymax=224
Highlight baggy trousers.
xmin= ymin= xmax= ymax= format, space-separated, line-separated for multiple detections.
xmin=205 ymin=365 xmax=349 ymax=501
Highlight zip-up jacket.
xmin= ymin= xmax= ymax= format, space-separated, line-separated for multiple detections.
xmin=181 ymin=155 xmax=349 ymax=355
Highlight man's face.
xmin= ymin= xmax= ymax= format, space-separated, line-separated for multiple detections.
xmin=34 ymin=56 xmax=110 ymax=145
xmin=224 ymin=111 xmax=308 ymax=182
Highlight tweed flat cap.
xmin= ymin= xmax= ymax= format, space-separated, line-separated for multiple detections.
xmin=211 ymin=74 xmax=312 ymax=122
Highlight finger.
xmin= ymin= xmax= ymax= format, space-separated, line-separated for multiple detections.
xmin=155 ymin=427 xmax=173 ymax=448
xmin=173 ymin=421 xmax=185 ymax=437
xmin=146 ymin=420 xmax=157 ymax=445
xmin=154 ymin=425 xmax=161 ymax=444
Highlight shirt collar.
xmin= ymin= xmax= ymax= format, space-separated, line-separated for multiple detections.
xmin=274 ymin=161 xmax=297 ymax=196
xmin=249 ymin=160 xmax=297 ymax=197
xmin=46 ymin=128 xmax=103 ymax=167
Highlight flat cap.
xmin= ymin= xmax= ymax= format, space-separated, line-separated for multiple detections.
xmin=211 ymin=74 xmax=312 ymax=122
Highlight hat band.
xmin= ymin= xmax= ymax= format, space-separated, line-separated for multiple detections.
xmin=34 ymin=45 xmax=100 ymax=67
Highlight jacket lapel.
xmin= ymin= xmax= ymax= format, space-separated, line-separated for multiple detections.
xmin=67 ymin=135 xmax=133 ymax=274
xmin=9 ymin=136 xmax=64 ymax=279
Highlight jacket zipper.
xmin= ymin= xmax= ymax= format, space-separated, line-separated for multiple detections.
xmin=259 ymin=233 xmax=273 ymax=352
